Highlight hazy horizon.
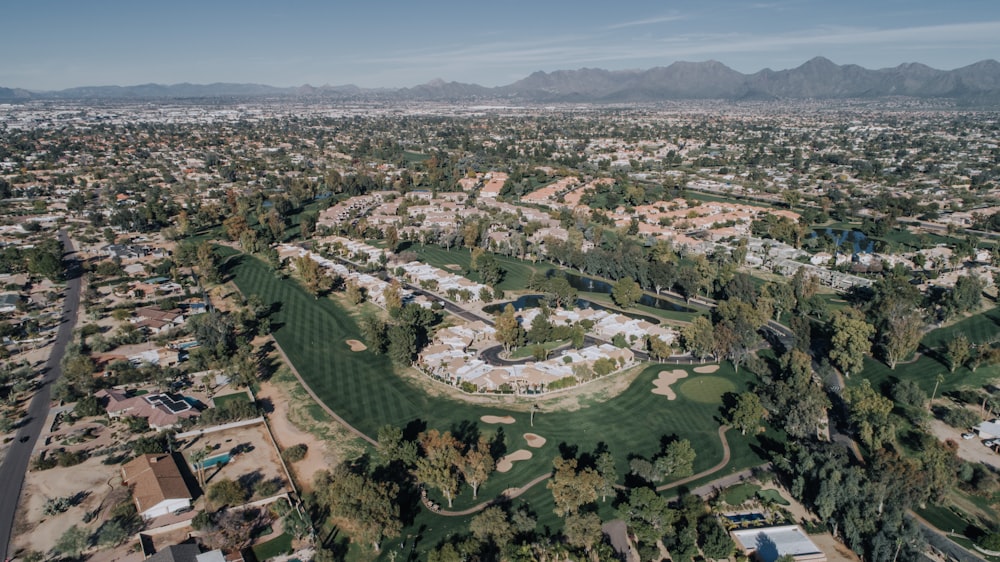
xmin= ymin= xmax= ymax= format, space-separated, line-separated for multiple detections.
xmin=3 ymin=0 xmax=999 ymax=90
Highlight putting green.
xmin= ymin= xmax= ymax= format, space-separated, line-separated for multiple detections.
xmin=678 ymin=375 xmax=736 ymax=404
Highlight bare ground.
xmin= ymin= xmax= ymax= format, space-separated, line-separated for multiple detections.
xmin=259 ymin=368 xmax=367 ymax=492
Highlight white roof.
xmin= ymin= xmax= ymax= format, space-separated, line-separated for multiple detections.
xmin=732 ymin=525 xmax=824 ymax=562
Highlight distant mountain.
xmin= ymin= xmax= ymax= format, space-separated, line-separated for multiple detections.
xmin=4 ymin=58 xmax=1000 ymax=103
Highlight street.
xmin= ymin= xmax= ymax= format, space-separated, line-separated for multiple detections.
xmin=0 ymin=231 xmax=82 ymax=561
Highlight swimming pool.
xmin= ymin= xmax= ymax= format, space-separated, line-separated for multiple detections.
xmin=195 ymin=453 xmax=231 ymax=469
xmin=725 ymin=512 xmax=765 ymax=524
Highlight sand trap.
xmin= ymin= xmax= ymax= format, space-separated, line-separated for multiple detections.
xmin=496 ymin=449 xmax=533 ymax=472
xmin=481 ymin=415 xmax=516 ymax=424
xmin=524 ymin=433 xmax=547 ymax=448
xmin=444 ymin=264 xmax=462 ymax=270
xmin=651 ymin=369 xmax=689 ymax=400
xmin=693 ymin=364 xmax=719 ymax=374
xmin=346 ymin=339 xmax=367 ymax=352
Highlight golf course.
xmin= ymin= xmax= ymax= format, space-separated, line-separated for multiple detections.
xmin=226 ymin=251 xmax=769 ymax=553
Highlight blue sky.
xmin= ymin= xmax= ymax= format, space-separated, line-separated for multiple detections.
xmin=3 ymin=0 xmax=999 ymax=90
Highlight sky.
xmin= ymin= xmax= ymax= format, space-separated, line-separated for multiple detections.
xmin=3 ymin=0 xmax=1000 ymax=90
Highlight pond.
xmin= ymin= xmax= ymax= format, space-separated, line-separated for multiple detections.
xmin=561 ymin=272 xmax=697 ymax=313
xmin=811 ymin=228 xmax=874 ymax=254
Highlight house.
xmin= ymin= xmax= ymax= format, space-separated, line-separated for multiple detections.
xmin=975 ymin=420 xmax=1000 ymax=439
xmin=96 ymin=388 xmax=198 ymax=429
xmin=731 ymin=525 xmax=826 ymax=562
xmin=146 ymin=544 xmax=229 ymax=562
xmin=0 ymin=293 xmax=19 ymax=314
xmin=121 ymin=454 xmax=193 ymax=520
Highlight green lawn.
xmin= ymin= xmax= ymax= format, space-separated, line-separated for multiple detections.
xmin=853 ymin=305 xmax=1000 ymax=397
xmin=757 ymin=488 xmax=790 ymax=506
xmin=509 ymin=339 xmax=569 ymax=360
xmin=213 ymin=392 xmax=251 ymax=408
xmin=404 ymin=243 xmax=547 ymax=293
xmin=227 ymin=252 xmax=770 ymax=558
xmin=252 ymin=531 xmax=293 ymax=560
xmin=723 ymin=482 xmax=761 ymax=505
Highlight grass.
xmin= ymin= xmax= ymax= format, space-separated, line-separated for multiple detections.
xmin=509 ymin=339 xmax=569 ymax=360
xmin=252 ymin=531 xmax=293 ymax=560
xmin=227 ymin=251 xmax=772 ymax=559
xmin=853 ymin=305 xmax=1000 ymax=397
xmin=723 ymin=482 xmax=761 ymax=505
xmin=757 ymin=488 xmax=790 ymax=506
xmin=404 ymin=243 xmax=547 ymax=293
xmin=677 ymin=376 xmax=737 ymax=404
xmin=213 ymin=392 xmax=251 ymax=408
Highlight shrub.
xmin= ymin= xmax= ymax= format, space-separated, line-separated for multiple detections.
xmin=941 ymin=406 xmax=980 ymax=429
xmin=281 ymin=444 xmax=308 ymax=463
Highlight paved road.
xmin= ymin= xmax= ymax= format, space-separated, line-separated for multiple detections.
xmin=0 ymin=231 xmax=82 ymax=561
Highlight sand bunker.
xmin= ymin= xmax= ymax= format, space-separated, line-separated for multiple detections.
xmin=524 ymin=433 xmax=547 ymax=448
xmin=346 ymin=339 xmax=367 ymax=352
xmin=496 ymin=449 xmax=533 ymax=472
xmin=481 ymin=415 xmax=516 ymax=424
xmin=651 ymin=369 xmax=689 ymax=400
xmin=693 ymin=364 xmax=720 ymax=374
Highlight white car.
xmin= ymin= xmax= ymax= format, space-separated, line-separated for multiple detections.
xmin=961 ymin=433 xmax=976 ymax=440
xmin=983 ymin=439 xmax=995 ymax=447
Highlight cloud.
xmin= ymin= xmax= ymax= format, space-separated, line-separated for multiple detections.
xmin=608 ymin=14 xmax=686 ymax=29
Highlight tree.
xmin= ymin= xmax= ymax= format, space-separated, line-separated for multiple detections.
xmin=563 ymin=512 xmax=603 ymax=553
xmin=611 ymin=277 xmax=643 ymax=308
xmin=415 ymin=429 xmax=462 ymax=508
xmin=383 ymin=280 xmax=403 ymax=314
xmin=527 ymin=309 xmax=552 ymax=344
xmin=470 ymin=506 xmax=514 ymax=546
xmin=294 ymin=255 xmax=330 ymax=297
xmin=494 ymin=304 xmax=524 ymax=353
xmin=728 ymin=392 xmax=766 ymax=435
xmin=456 ymin=436 xmax=494 ymax=500
xmin=548 ymin=457 xmax=600 ymax=517
xmin=344 ymin=279 xmax=365 ymax=304
xmin=944 ymin=334 xmax=970 ymax=373
xmin=387 ymin=323 xmax=418 ymax=364
xmin=829 ymin=308 xmax=874 ymax=378
xmin=681 ymin=316 xmax=715 ymax=361
xmin=647 ymin=335 xmax=672 ymax=362
xmin=54 ymin=524 xmax=89 ymax=560
xmin=196 ymin=241 xmax=221 ymax=284
xmin=698 ymin=516 xmax=736 ymax=559
xmin=314 ymin=466 xmax=401 ymax=552
xmin=360 ymin=315 xmax=389 ymax=355
xmin=844 ymin=379 xmax=894 ymax=450
xmin=881 ymin=308 xmax=923 ymax=370
xmin=595 ymin=451 xmax=618 ymax=503
xmin=208 ymin=478 xmax=248 ymax=508
xmin=617 ymin=486 xmax=676 ymax=547
xmin=655 ymin=439 xmax=696 ymax=481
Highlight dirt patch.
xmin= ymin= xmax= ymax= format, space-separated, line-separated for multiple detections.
xmin=693 ymin=364 xmax=720 ymax=374
xmin=928 ymin=417 xmax=1000 ymax=470
xmin=496 ymin=449 xmax=533 ymax=472
xmin=651 ymin=369 xmax=689 ymax=399
xmin=444 ymin=264 xmax=463 ymax=271
xmin=12 ymin=455 xmax=121 ymax=555
xmin=258 ymin=379 xmax=337 ymax=490
xmin=345 ymin=339 xmax=367 ymax=352
xmin=481 ymin=415 xmax=516 ymax=424
xmin=524 ymin=433 xmax=547 ymax=448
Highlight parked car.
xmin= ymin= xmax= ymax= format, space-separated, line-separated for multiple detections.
xmin=962 ymin=433 xmax=976 ymax=440
xmin=983 ymin=439 xmax=996 ymax=447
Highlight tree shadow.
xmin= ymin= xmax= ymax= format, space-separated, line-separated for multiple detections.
xmin=450 ymin=419 xmax=481 ymax=449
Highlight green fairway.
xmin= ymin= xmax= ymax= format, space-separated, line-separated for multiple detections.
xmin=855 ymin=305 xmax=1000 ymax=396
xmin=678 ymin=375 xmax=737 ymax=404
xmin=226 ymin=251 xmax=769 ymax=557
xmin=405 ymin=243 xmax=547 ymax=293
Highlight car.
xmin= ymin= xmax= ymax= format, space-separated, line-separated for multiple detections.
xmin=984 ymin=439 xmax=996 ymax=447
xmin=962 ymin=433 xmax=976 ymax=440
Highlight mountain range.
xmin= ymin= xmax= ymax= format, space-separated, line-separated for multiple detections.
xmin=3 ymin=57 xmax=999 ymax=104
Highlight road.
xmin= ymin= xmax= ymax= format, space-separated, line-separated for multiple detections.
xmin=0 ymin=231 xmax=82 ymax=561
